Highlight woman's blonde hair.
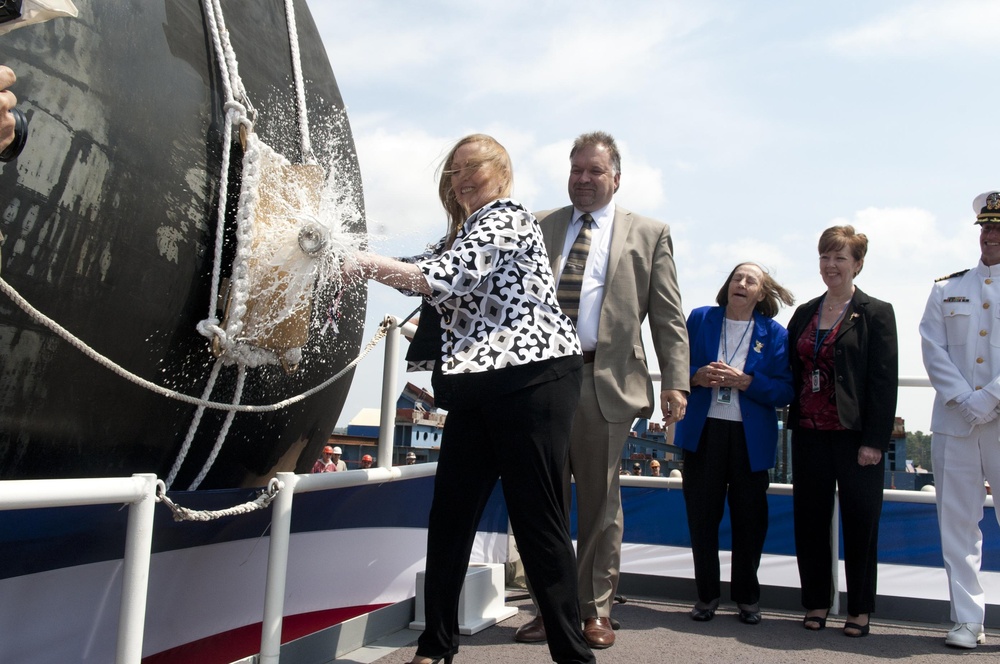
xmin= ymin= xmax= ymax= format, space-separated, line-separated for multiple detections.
xmin=437 ymin=134 xmax=513 ymax=246
xmin=818 ymin=225 xmax=868 ymax=277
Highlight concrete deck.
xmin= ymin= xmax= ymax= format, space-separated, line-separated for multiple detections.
xmin=341 ymin=595 xmax=996 ymax=664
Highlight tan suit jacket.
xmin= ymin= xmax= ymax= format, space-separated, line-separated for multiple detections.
xmin=538 ymin=205 xmax=689 ymax=423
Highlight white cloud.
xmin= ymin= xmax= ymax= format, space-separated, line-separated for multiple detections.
xmin=311 ymin=4 xmax=449 ymax=80
xmin=459 ymin=15 xmax=670 ymax=102
xmin=512 ymin=139 xmax=569 ymax=210
xmin=616 ymin=157 xmax=667 ymax=213
xmin=350 ymin=124 xmax=452 ymax=248
xmin=315 ymin=1 xmax=1000 ymax=435
xmin=826 ymin=0 xmax=1000 ymax=56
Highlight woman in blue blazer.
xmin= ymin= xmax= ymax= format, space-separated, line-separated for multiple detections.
xmin=675 ymin=262 xmax=794 ymax=625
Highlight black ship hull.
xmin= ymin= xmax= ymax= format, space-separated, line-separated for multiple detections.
xmin=0 ymin=0 xmax=366 ymax=489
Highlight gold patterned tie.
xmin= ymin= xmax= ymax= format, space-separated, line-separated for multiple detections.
xmin=557 ymin=213 xmax=594 ymax=325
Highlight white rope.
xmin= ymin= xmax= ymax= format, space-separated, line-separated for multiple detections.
xmin=0 ymin=274 xmax=392 ymax=411
xmin=188 ymin=365 xmax=247 ymax=490
xmin=198 ymin=0 xmax=320 ymax=369
xmin=164 ymin=358 xmax=224 ymax=489
xmin=284 ymin=0 xmax=315 ymax=165
xmin=206 ymin=0 xmax=255 ymax=125
xmin=156 ymin=478 xmax=283 ymax=522
xmin=190 ymin=0 xmax=314 ymax=485
xmin=202 ymin=0 xmax=244 ymax=334
xmin=212 ymin=132 xmax=272 ymax=367
xmin=202 ymin=0 xmax=232 ymax=109
xmin=199 ymin=0 xmax=265 ymax=365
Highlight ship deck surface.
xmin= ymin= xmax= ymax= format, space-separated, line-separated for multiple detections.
xmin=344 ymin=595 xmax=994 ymax=663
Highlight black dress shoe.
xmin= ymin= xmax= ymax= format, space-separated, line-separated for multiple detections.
xmin=690 ymin=598 xmax=719 ymax=622
xmin=737 ymin=603 xmax=761 ymax=625
xmin=690 ymin=607 xmax=715 ymax=621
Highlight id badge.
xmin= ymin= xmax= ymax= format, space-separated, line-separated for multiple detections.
xmin=717 ymin=386 xmax=732 ymax=404
xmin=811 ymin=369 xmax=821 ymax=393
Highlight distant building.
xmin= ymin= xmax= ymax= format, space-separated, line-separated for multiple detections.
xmin=346 ymin=408 xmax=381 ymax=439
xmin=625 ymin=419 xmax=681 ymax=475
xmin=885 ymin=416 xmax=908 ymax=472
xmin=393 ymin=383 xmax=445 ymax=456
xmin=338 ymin=383 xmax=445 ymax=466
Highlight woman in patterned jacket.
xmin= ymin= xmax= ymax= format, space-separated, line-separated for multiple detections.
xmin=347 ymin=134 xmax=595 ymax=664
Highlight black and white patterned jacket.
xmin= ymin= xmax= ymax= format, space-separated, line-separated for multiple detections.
xmin=403 ymin=198 xmax=581 ymax=375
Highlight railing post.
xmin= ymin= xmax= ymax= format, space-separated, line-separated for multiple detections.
xmin=831 ymin=491 xmax=841 ymax=615
xmin=260 ymin=473 xmax=296 ymax=664
xmin=116 ymin=474 xmax=158 ymax=664
xmin=378 ymin=315 xmax=401 ymax=469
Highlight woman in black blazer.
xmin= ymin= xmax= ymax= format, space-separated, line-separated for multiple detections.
xmin=786 ymin=225 xmax=898 ymax=638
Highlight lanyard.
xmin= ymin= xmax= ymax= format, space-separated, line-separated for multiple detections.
xmin=813 ymin=294 xmax=849 ymax=360
xmin=723 ymin=316 xmax=754 ymax=365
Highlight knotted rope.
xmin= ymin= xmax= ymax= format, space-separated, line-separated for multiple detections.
xmin=156 ymin=478 xmax=283 ymax=522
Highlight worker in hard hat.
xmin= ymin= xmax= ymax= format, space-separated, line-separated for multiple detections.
xmin=312 ymin=445 xmax=336 ymax=473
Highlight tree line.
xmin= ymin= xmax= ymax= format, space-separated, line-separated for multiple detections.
xmin=905 ymin=430 xmax=932 ymax=472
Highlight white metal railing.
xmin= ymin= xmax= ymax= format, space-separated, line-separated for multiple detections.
xmin=258 ymin=313 xmax=417 ymax=663
xmin=0 ymin=315 xmax=419 ymax=664
xmin=635 ymin=372 xmax=950 ymax=617
xmin=0 ymin=474 xmax=158 ymax=664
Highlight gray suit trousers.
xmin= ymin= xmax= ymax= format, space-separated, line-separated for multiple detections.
xmin=566 ymin=363 xmax=633 ymax=619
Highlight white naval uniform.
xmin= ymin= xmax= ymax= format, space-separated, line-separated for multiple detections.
xmin=919 ymin=261 xmax=1000 ymax=624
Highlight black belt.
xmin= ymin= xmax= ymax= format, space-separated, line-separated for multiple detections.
xmin=582 ymin=351 xmax=596 ymax=364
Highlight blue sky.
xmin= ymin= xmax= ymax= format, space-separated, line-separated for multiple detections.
xmin=312 ymin=0 xmax=1000 ymax=434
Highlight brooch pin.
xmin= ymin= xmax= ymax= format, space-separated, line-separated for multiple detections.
xmin=753 ymin=341 xmax=763 ymax=354
xmin=850 ymin=313 xmax=860 ymax=321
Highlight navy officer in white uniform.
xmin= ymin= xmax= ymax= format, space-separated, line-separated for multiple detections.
xmin=919 ymin=190 xmax=1000 ymax=649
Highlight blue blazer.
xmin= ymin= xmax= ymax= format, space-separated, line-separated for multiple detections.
xmin=674 ymin=306 xmax=794 ymax=472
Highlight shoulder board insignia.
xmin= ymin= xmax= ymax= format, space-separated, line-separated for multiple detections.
xmin=935 ymin=269 xmax=970 ymax=282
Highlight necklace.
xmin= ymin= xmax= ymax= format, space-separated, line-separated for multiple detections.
xmin=825 ymin=289 xmax=854 ymax=311
xmin=826 ymin=298 xmax=850 ymax=311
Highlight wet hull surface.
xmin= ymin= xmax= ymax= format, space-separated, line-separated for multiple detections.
xmin=0 ymin=0 xmax=367 ymax=489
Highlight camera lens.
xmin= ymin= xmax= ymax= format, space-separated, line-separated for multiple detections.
xmin=0 ymin=107 xmax=27 ymax=162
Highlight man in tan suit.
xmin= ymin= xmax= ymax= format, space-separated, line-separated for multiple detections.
xmin=515 ymin=131 xmax=689 ymax=648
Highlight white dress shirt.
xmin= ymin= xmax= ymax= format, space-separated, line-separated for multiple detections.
xmin=556 ymin=202 xmax=615 ymax=351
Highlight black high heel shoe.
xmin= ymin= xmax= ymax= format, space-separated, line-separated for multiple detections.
xmin=843 ymin=615 xmax=870 ymax=638
xmin=803 ymin=609 xmax=829 ymax=631
xmin=406 ymin=656 xmax=454 ymax=664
